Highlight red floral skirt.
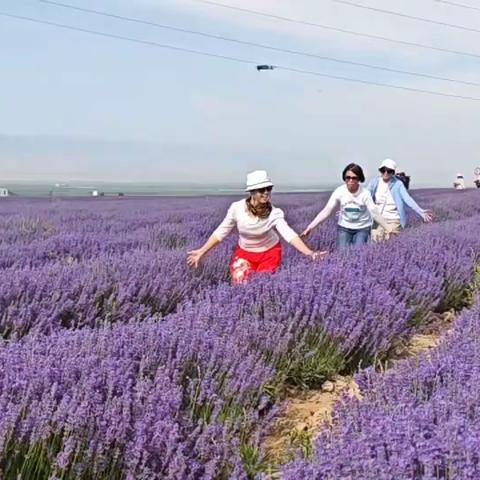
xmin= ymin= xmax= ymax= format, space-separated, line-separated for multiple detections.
xmin=229 ymin=242 xmax=282 ymax=284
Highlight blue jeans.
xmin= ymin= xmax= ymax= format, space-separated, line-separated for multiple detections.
xmin=336 ymin=225 xmax=371 ymax=249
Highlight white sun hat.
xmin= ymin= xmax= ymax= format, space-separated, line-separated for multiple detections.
xmin=379 ymin=158 xmax=398 ymax=172
xmin=245 ymin=170 xmax=274 ymax=191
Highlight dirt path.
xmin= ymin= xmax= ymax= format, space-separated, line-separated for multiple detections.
xmin=264 ymin=375 xmax=359 ymax=464
xmin=264 ymin=310 xmax=455 ymax=466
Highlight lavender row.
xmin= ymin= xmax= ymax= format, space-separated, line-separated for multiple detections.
xmin=0 ymin=201 xmax=238 ymax=338
xmin=0 ymin=247 xmax=233 ymax=339
xmin=283 ymin=296 xmax=480 ymax=480
xmin=0 ymin=318 xmax=272 ymax=479
xmin=0 ymin=197 xmax=226 ymax=268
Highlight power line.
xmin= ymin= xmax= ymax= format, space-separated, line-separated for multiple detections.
xmin=434 ymin=0 xmax=480 ymax=12
xmin=34 ymin=0 xmax=480 ymax=87
xmin=0 ymin=12 xmax=254 ymax=64
xmin=274 ymin=65 xmax=480 ymax=100
xmin=2 ymin=11 xmax=480 ymax=101
xmin=330 ymin=0 xmax=480 ymax=34
xmin=191 ymin=0 xmax=480 ymax=60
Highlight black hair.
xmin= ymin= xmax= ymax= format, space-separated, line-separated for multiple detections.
xmin=342 ymin=163 xmax=365 ymax=183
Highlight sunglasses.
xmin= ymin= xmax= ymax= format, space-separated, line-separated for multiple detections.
xmin=345 ymin=175 xmax=359 ymax=181
xmin=379 ymin=167 xmax=395 ymax=175
xmin=256 ymin=186 xmax=273 ymax=193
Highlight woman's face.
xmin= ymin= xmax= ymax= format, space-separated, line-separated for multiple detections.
xmin=251 ymin=186 xmax=273 ymax=204
xmin=379 ymin=167 xmax=395 ymax=182
xmin=344 ymin=170 xmax=360 ymax=193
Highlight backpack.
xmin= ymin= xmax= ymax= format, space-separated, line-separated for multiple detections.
xmin=395 ymin=173 xmax=410 ymax=190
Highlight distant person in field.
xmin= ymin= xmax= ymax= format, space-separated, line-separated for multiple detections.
xmin=474 ymin=167 xmax=480 ymax=188
xmin=366 ymin=159 xmax=433 ymax=242
xmin=453 ymin=173 xmax=466 ymax=190
xmin=301 ymin=163 xmax=393 ymax=249
xmin=187 ymin=170 xmax=326 ymax=284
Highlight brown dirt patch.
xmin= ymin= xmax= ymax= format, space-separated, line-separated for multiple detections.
xmin=389 ymin=309 xmax=455 ymax=361
xmin=406 ymin=333 xmax=441 ymax=355
xmin=264 ymin=375 xmax=359 ymax=465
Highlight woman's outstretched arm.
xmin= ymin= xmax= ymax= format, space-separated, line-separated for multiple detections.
xmin=301 ymin=192 xmax=339 ymax=237
xmin=187 ymin=203 xmax=235 ymax=268
xmin=187 ymin=234 xmax=221 ymax=268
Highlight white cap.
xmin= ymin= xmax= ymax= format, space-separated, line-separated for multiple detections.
xmin=245 ymin=170 xmax=274 ymax=191
xmin=456 ymin=173 xmax=464 ymax=178
xmin=379 ymin=158 xmax=398 ymax=172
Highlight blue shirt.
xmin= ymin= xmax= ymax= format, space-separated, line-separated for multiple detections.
xmin=366 ymin=176 xmax=425 ymax=228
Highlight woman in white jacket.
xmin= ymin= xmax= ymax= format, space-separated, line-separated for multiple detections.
xmin=302 ymin=163 xmax=393 ymax=249
xmin=187 ymin=170 xmax=326 ymax=284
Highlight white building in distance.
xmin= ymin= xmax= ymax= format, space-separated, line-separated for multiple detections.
xmin=0 ymin=187 xmax=9 ymax=197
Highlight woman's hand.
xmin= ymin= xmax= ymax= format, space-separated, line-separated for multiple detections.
xmin=310 ymin=250 xmax=328 ymax=261
xmin=422 ymin=210 xmax=434 ymax=223
xmin=300 ymin=227 xmax=312 ymax=239
xmin=385 ymin=224 xmax=396 ymax=235
xmin=187 ymin=235 xmax=221 ymax=268
xmin=187 ymin=249 xmax=204 ymax=268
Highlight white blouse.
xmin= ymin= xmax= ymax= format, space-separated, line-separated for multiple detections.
xmin=213 ymin=200 xmax=298 ymax=252
xmin=307 ymin=185 xmax=388 ymax=231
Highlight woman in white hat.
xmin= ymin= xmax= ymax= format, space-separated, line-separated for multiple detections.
xmin=366 ymin=158 xmax=433 ymax=242
xmin=187 ymin=170 xmax=325 ymax=284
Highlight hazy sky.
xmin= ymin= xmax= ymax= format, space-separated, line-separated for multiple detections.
xmin=1 ymin=0 xmax=480 ymax=187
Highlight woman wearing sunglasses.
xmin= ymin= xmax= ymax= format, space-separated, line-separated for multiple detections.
xmin=366 ymin=159 xmax=433 ymax=242
xmin=187 ymin=170 xmax=326 ymax=284
xmin=301 ymin=163 xmax=392 ymax=249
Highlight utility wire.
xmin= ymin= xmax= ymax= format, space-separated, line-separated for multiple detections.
xmin=434 ymin=0 xmax=480 ymax=12
xmin=330 ymin=0 xmax=480 ymax=34
xmin=34 ymin=0 xmax=480 ymax=87
xmin=2 ymin=12 xmax=480 ymax=101
xmin=0 ymin=12 xmax=254 ymax=64
xmin=191 ymin=0 xmax=480 ymax=60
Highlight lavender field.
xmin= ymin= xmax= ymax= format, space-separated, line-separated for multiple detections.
xmin=0 ymin=189 xmax=480 ymax=479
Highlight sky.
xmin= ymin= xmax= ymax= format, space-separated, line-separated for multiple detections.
xmin=1 ymin=0 xmax=480 ymax=187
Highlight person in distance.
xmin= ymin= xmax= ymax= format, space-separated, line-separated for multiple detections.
xmin=301 ymin=163 xmax=393 ymax=249
xmin=187 ymin=170 xmax=327 ymax=284
xmin=366 ymin=158 xmax=433 ymax=242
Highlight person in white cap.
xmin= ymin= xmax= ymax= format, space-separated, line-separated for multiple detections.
xmin=453 ymin=173 xmax=465 ymax=190
xmin=187 ymin=170 xmax=326 ymax=284
xmin=366 ymin=158 xmax=433 ymax=242
xmin=301 ymin=163 xmax=393 ymax=248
